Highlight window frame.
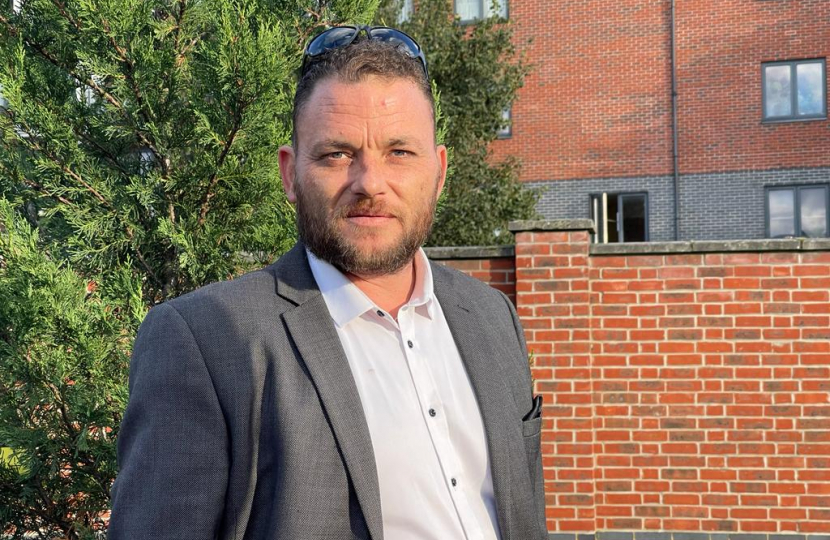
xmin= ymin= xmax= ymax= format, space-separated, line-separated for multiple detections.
xmin=590 ymin=191 xmax=649 ymax=244
xmin=765 ymin=184 xmax=830 ymax=239
xmin=454 ymin=0 xmax=508 ymax=24
xmin=761 ymin=58 xmax=827 ymax=123
xmin=397 ymin=0 xmax=413 ymax=23
xmin=496 ymin=107 xmax=512 ymax=139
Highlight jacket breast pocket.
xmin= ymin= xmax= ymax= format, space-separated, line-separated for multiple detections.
xmin=521 ymin=415 xmax=542 ymax=473
xmin=522 ymin=415 xmax=542 ymax=437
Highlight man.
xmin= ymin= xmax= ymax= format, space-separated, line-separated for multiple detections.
xmin=109 ymin=26 xmax=546 ymax=540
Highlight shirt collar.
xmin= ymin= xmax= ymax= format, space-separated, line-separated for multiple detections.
xmin=306 ymin=248 xmax=436 ymax=328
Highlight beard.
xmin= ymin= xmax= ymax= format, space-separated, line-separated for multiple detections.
xmin=294 ymin=176 xmax=439 ymax=277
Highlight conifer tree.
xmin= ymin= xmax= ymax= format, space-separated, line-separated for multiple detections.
xmin=376 ymin=0 xmax=539 ymax=246
xmin=0 ymin=0 xmax=377 ymax=536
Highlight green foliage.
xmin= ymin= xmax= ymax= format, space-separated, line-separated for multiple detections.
xmin=0 ymin=0 xmax=377 ymax=536
xmin=377 ymin=0 xmax=540 ymax=246
xmin=0 ymin=201 xmax=141 ymax=538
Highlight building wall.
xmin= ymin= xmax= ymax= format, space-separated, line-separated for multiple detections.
xmin=679 ymin=168 xmax=830 ymax=241
xmin=429 ymin=221 xmax=830 ymax=536
xmin=493 ymin=0 xmax=674 ymax=181
xmin=676 ymin=0 xmax=830 ymax=173
xmin=491 ymin=0 xmax=830 ymax=241
xmin=529 ymin=167 xmax=830 ymax=242
xmin=529 ymin=176 xmax=677 ymax=242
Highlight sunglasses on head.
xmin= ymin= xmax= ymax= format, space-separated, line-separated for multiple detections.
xmin=301 ymin=25 xmax=429 ymax=80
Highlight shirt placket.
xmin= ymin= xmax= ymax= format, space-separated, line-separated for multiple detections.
xmin=396 ymin=305 xmax=485 ymax=540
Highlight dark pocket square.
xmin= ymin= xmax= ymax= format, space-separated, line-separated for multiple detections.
xmin=522 ymin=394 xmax=543 ymax=421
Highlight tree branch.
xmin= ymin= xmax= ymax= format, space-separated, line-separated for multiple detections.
xmin=98 ymin=17 xmax=170 ymax=178
xmin=198 ymin=120 xmax=241 ymax=225
xmin=15 ymin=119 xmax=110 ymax=208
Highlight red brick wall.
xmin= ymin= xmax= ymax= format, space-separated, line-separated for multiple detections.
xmin=438 ymin=224 xmax=830 ymax=534
xmin=677 ymin=0 xmax=830 ymax=173
xmin=491 ymin=0 xmax=830 ymax=182
xmin=493 ymin=0 xmax=673 ymax=181
xmin=430 ymin=255 xmax=517 ymax=303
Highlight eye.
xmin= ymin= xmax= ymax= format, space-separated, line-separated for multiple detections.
xmin=390 ymin=149 xmax=411 ymax=158
xmin=327 ymin=151 xmax=348 ymax=160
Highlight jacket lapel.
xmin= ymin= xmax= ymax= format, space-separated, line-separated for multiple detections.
xmin=273 ymin=245 xmax=384 ymax=540
xmin=433 ymin=266 xmax=518 ymax=540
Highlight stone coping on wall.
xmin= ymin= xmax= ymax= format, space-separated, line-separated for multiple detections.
xmin=509 ymin=219 xmax=596 ymax=232
xmin=590 ymin=238 xmax=830 ymax=256
xmin=424 ymin=245 xmax=515 ymax=260
xmin=550 ymin=534 xmax=830 ymax=540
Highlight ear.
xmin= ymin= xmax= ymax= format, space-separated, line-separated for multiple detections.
xmin=278 ymin=145 xmax=297 ymax=203
xmin=435 ymin=144 xmax=448 ymax=197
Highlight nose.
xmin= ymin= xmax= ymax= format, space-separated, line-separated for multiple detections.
xmin=348 ymin=154 xmax=387 ymax=198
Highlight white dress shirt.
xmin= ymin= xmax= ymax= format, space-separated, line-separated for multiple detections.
xmin=307 ymin=249 xmax=501 ymax=540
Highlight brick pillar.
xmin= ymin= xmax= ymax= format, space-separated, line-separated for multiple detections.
xmin=510 ymin=219 xmax=596 ymax=533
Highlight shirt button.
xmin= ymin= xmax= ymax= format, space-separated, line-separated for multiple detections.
xmin=376 ymin=310 xmax=384 ymax=317
xmin=451 ymin=478 xmax=457 ymax=487
xmin=429 ymin=408 xmax=436 ymax=417
xmin=407 ymin=340 xmax=414 ymax=349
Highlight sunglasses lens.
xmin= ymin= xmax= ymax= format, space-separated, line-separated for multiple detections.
xmin=368 ymin=28 xmax=421 ymax=58
xmin=306 ymin=26 xmax=358 ymax=56
xmin=302 ymin=26 xmax=427 ymax=79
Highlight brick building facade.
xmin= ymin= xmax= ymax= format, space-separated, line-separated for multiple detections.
xmin=491 ymin=0 xmax=830 ymax=242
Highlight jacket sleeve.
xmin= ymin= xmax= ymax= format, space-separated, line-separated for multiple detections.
xmin=109 ymin=302 xmax=228 ymax=539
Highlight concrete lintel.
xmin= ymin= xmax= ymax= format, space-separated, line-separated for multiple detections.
xmin=424 ymin=245 xmax=515 ymax=260
xmin=509 ymin=219 xmax=596 ymax=233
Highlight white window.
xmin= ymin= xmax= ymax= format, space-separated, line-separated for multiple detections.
xmin=75 ymin=75 xmax=103 ymax=106
xmin=138 ymin=148 xmax=155 ymax=176
xmin=455 ymin=0 xmax=507 ymax=22
xmin=497 ymin=107 xmax=511 ymax=138
xmin=398 ymin=0 xmax=413 ymax=22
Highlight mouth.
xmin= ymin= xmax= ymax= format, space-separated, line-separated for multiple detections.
xmin=342 ymin=203 xmax=396 ymax=226
xmin=344 ymin=213 xmax=395 ymax=226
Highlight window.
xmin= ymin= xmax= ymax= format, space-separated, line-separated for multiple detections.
xmin=75 ymin=75 xmax=103 ymax=106
xmin=455 ymin=0 xmax=507 ymax=22
xmin=496 ymin=107 xmax=511 ymax=138
xmin=766 ymin=185 xmax=829 ymax=238
xmin=591 ymin=192 xmax=648 ymax=243
xmin=136 ymin=148 xmax=155 ymax=176
xmin=398 ymin=0 xmax=413 ymax=22
xmin=762 ymin=59 xmax=826 ymax=121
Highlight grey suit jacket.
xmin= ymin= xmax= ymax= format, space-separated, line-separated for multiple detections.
xmin=109 ymin=244 xmax=547 ymax=540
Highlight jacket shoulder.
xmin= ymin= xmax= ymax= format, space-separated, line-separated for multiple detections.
xmin=164 ymin=265 xmax=281 ymax=315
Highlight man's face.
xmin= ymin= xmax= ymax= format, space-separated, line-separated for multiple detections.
xmin=279 ymin=75 xmax=448 ymax=277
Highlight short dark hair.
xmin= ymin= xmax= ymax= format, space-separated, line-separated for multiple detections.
xmin=292 ymin=38 xmax=434 ymax=146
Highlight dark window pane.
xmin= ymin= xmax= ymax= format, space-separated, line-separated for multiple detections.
xmin=800 ymin=187 xmax=828 ymax=238
xmin=768 ymin=189 xmax=795 ymax=238
xmin=607 ymin=195 xmax=619 ymax=243
xmin=621 ymin=195 xmax=646 ymax=242
xmin=765 ymin=65 xmax=792 ymax=118
xmin=796 ymin=62 xmax=825 ymax=116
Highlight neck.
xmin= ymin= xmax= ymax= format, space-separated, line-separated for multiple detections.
xmin=347 ymin=259 xmax=417 ymax=319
